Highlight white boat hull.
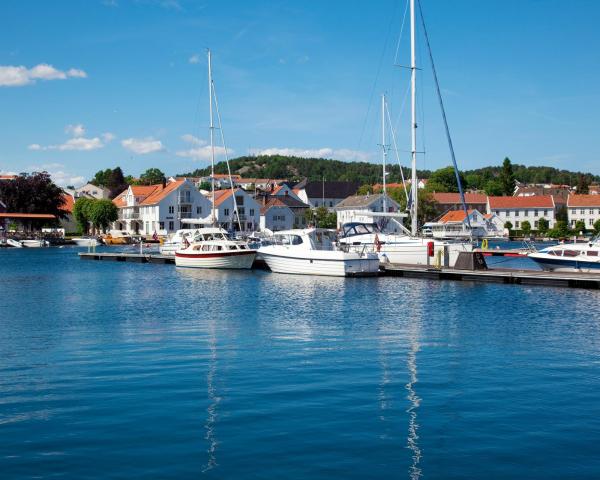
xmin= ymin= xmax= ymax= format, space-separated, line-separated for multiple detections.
xmin=72 ymin=238 xmax=98 ymax=247
xmin=159 ymin=243 xmax=179 ymax=256
xmin=259 ymin=249 xmax=379 ymax=277
xmin=5 ymin=239 xmax=23 ymax=248
xmin=175 ymin=250 xmax=256 ymax=269
xmin=20 ymin=239 xmax=49 ymax=248
xmin=528 ymin=253 xmax=600 ymax=273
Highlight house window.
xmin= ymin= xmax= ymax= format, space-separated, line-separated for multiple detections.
xmin=196 ymin=206 xmax=202 ymax=214
xmin=159 ymin=222 xmax=164 ymax=230
xmin=534 ymin=210 xmax=538 ymax=217
xmin=329 ymin=201 xmax=333 ymax=207
xmin=515 ymin=221 xmax=520 ymax=228
xmin=590 ymin=209 xmax=594 ymax=215
xmin=524 ymin=210 xmax=528 ymax=217
xmin=235 ymin=196 xmax=244 ymax=206
xmin=534 ymin=221 xmax=538 ymax=228
xmin=169 ymin=221 xmax=174 ymax=230
xmin=238 ymin=207 xmax=245 ymax=215
xmin=515 ymin=210 xmax=519 ymax=217
xmin=224 ymin=208 xmax=230 ymax=216
xmin=580 ymin=209 xmax=585 ymax=214
xmin=250 ymin=209 xmax=255 ymax=216
xmin=590 ymin=218 xmax=594 ymax=226
xmin=169 ymin=206 xmax=174 ymax=214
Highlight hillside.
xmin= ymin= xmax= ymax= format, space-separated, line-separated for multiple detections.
xmin=178 ymin=155 xmax=600 ymax=189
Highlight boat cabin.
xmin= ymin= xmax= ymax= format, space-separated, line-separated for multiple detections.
xmin=272 ymin=228 xmax=337 ymax=251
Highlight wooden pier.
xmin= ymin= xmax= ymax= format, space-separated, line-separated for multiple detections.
xmin=381 ymin=263 xmax=600 ymax=289
xmin=79 ymin=252 xmax=174 ymax=264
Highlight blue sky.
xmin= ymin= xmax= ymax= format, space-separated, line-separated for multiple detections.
xmin=1 ymin=0 xmax=599 ymax=186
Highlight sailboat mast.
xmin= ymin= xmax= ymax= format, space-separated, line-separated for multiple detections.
xmin=381 ymin=93 xmax=387 ymax=213
xmin=410 ymin=0 xmax=418 ymax=236
xmin=208 ymin=49 xmax=216 ymax=227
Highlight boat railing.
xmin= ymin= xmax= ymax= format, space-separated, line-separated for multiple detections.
xmin=522 ymin=239 xmax=537 ymax=253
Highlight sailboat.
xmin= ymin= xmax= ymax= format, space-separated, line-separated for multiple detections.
xmin=175 ymin=50 xmax=256 ymax=269
xmin=338 ymin=0 xmax=473 ymax=267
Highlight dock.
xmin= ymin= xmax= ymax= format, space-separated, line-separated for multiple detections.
xmin=381 ymin=263 xmax=600 ymax=289
xmin=79 ymin=252 xmax=174 ymax=264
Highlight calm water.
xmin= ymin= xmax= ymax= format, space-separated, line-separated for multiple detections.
xmin=1 ymin=247 xmax=600 ymax=479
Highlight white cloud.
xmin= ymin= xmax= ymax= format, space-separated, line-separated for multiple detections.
xmin=249 ymin=147 xmax=372 ymax=162
xmin=102 ymin=132 xmax=116 ymax=142
xmin=181 ymin=133 xmax=206 ymax=146
xmin=0 ymin=63 xmax=87 ymax=87
xmin=29 ymin=124 xmax=111 ymax=151
xmin=176 ymin=145 xmax=229 ymax=161
xmin=121 ymin=137 xmax=164 ymax=155
xmin=28 ymin=163 xmax=86 ymax=187
xmin=188 ymin=54 xmax=200 ymax=64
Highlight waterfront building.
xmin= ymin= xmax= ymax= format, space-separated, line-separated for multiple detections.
xmin=487 ymin=195 xmax=556 ymax=229
xmin=431 ymin=192 xmax=488 ymax=216
xmin=296 ymin=181 xmax=361 ymax=211
xmin=259 ymin=195 xmax=310 ymax=231
xmin=483 ymin=213 xmax=506 ymax=236
xmin=515 ymin=184 xmax=571 ymax=208
xmin=236 ymin=178 xmax=285 ymax=191
xmin=567 ymin=194 xmax=600 ymax=230
xmin=59 ymin=193 xmax=77 ymax=233
xmin=423 ymin=209 xmax=488 ymax=239
xmin=209 ymin=188 xmax=260 ymax=232
xmin=74 ymin=183 xmax=110 ymax=200
xmin=335 ymin=193 xmax=402 ymax=230
xmin=113 ymin=179 xmax=211 ymax=234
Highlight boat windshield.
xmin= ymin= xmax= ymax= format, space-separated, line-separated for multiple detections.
xmin=273 ymin=234 xmax=303 ymax=245
xmin=342 ymin=223 xmax=379 ymax=237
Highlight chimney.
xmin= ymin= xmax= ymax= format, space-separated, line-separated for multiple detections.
xmin=162 ymin=178 xmax=166 ymax=189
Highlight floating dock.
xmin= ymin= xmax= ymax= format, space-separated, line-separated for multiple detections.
xmin=381 ymin=263 xmax=600 ymax=289
xmin=79 ymin=252 xmax=174 ymax=264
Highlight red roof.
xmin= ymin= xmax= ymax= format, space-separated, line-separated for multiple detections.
xmin=140 ymin=180 xmax=184 ymax=206
xmin=260 ymin=197 xmax=294 ymax=214
xmin=0 ymin=174 xmax=17 ymax=181
xmin=0 ymin=213 xmax=56 ymax=219
xmin=488 ymin=195 xmax=554 ymax=209
xmin=438 ymin=209 xmax=475 ymax=223
xmin=61 ymin=193 xmax=74 ymax=213
xmin=432 ymin=192 xmax=487 ymax=204
xmin=567 ymin=194 xmax=600 ymax=207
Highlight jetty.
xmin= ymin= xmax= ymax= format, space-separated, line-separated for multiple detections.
xmin=79 ymin=252 xmax=174 ymax=264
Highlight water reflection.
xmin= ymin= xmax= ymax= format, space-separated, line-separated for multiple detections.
xmin=203 ymin=318 xmax=220 ymax=473
xmin=405 ymin=333 xmax=421 ymax=480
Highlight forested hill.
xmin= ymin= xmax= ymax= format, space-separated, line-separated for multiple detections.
xmin=178 ymin=154 xmax=600 ymax=189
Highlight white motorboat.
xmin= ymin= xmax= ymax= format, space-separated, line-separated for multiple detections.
xmin=258 ymin=228 xmax=380 ymax=277
xmin=175 ymin=228 xmax=256 ymax=269
xmin=20 ymin=239 xmax=50 ymax=248
xmin=72 ymin=237 xmax=99 ymax=247
xmin=338 ymin=222 xmax=472 ymax=267
xmin=5 ymin=239 xmax=23 ymax=248
xmin=528 ymin=236 xmax=600 ymax=273
xmin=159 ymin=229 xmax=202 ymax=256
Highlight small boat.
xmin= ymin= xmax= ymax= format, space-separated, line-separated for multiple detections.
xmin=72 ymin=237 xmax=99 ymax=247
xmin=159 ymin=229 xmax=202 ymax=256
xmin=5 ymin=239 xmax=23 ymax=248
xmin=258 ymin=228 xmax=380 ymax=277
xmin=103 ymin=230 xmax=133 ymax=245
xmin=20 ymin=239 xmax=50 ymax=248
xmin=175 ymin=228 xmax=256 ymax=269
xmin=528 ymin=236 xmax=600 ymax=273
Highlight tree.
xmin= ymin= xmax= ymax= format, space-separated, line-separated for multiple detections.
xmin=426 ymin=166 xmax=466 ymax=193
xmin=88 ymin=199 xmax=118 ymax=232
xmin=575 ymin=220 xmax=586 ymax=234
xmin=538 ymin=217 xmax=549 ymax=234
xmin=555 ymin=205 xmax=568 ymax=223
xmin=594 ymin=219 xmax=600 ymax=234
xmin=305 ymin=206 xmax=337 ymax=229
xmin=504 ymin=221 xmax=513 ymax=230
xmin=73 ymin=197 xmax=93 ymax=234
xmin=521 ymin=220 xmax=531 ymax=236
xmin=198 ymin=181 xmax=212 ymax=191
xmin=106 ymin=167 xmax=129 ymax=198
xmin=576 ymin=175 xmax=590 ymax=194
xmin=139 ymin=168 xmax=166 ymax=186
xmin=550 ymin=220 xmax=570 ymax=238
xmin=484 ymin=179 xmax=504 ymax=196
xmin=499 ymin=157 xmax=516 ymax=196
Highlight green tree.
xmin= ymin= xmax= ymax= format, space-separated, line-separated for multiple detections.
xmin=537 ymin=217 xmax=549 ymax=234
xmin=593 ymin=219 xmax=600 ymax=234
xmin=484 ymin=179 xmax=504 ymax=196
xmin=555 ymin=205 xmax=568 ymax=223
xmin=499 ymin=157 xmax=516 ymax=195
xmin=73 ymin=197 xmax=93 ymax=234
xmin=550 ymin=220 xmax=570 ymax=238
xmin=139 ymin=168 xmax=166 ymax=186
xmin=574 ymin=219 xmax=586 ymax=234
xmin=426 ymin=166 xmax=466 ymax=193
xmin=521 ymin=220 xmax=532 ymax=236
xmin=576 ymin=174 xmax=590 ymax=194
xmin=305 ymin=206 xmax=337 ymax=229
xmin=88 ymin=199 xmax=118 ymax=232
xmin=198 ymin=181 xmax=212 ymax=191
xmin=504 ymin=221 xmax=513 ymax=230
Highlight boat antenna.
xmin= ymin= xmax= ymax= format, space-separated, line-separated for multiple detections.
xmin=207 ymin=49 xmax=216 ymax=227
xmin=410 ymin=0 xmax=418 ymax=236
xmin=211 ymin=80 xmax=243 ymax=232
xmin=381 ymin=93 xmax=388 ymax=214
xmin=417 ymin=0 xmax=472 ymax=235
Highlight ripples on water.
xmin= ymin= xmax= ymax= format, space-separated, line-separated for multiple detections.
xmin=1 ymin=247 xmax=600 ymax=479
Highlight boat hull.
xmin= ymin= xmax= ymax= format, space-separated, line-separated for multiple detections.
xmin=260 ymin=251 xmax=379 ymax=277
xmin=20 ymin=240 xmax=49 ymax=248
xmin=528 ymin=254 xmax=600 ymax=273
xmin=175 ymin=250 xmax=256 ymax=269
xmin=72 ymin=238 xmax=98 ymax=247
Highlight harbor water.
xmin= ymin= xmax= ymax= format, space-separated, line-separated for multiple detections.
xmin=1 ymin=247 xmax=599 ymax=479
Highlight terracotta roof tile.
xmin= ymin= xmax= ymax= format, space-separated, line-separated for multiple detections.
xmin=567 ymin=194 xmax=600 ymax=207
xmin=432 ymin=192 xmax=487 ymax=204
xmin=61 ymin=193 xmax=74 ymax=213
xmin=140 ymin=180 xmax=184 ymax=206
xmin=488 ymin=195 xmax=554 ymax=209
xmin=438 ymin=209 xmax=476 ymax=223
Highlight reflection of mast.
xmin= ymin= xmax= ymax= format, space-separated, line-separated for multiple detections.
xmin=203 ymin=321 xmax=220 ymax=472
xmin=406 ymin=332 xmax=421 ymax=479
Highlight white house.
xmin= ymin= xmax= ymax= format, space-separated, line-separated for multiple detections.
xmin=567 ymin=194 xmax=600 ymax=230
xmin=296 ymin=181 xmax=361 ymax=211
xmin=210 ymin=188 xmax=260 ymax=232
xmin=259 ymin=195 xmax=310 ymax=231
xmin=335 ymin=193 xmax=402 ymax=230
xmin=113 ymin=179 xmax=211 ymax=234
xmin=75 ymin=183 xmax=110 ymax=199
xmin=423 ymin=209 xmax=489 ymax=239
xmin=483 ymin=213 xmax=506 ymax=236
xmin=487 ymin=195 xmax=556 ymax=230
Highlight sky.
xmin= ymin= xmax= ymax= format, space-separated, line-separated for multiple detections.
xmin=1 ymin=0 xmax=600 ymax=186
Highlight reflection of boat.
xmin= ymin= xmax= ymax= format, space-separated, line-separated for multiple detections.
xmin=103 ymin=230 xmax=133 ymax=245
xmin=72 ymin=237 xmax=99 ymax=247
xmin=528 ymin=236 xmax=600 ymax=272
xmin=175 ymin=228 xmax=256 ymax=269
xmin=20 ymin=239 xmax=50 ymax=248
xmin=159 ymin=229 xmax=202 ymax=256
xmin=258 ymin=228 xmax=380 ymax=277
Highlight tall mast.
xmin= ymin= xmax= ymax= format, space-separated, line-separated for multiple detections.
xmin=381 ymin=93 xmax=387 ymax=213
xmin=410 ymin=0 xmax=418 ymax=236
xmin=208 ymin=49 xmax=216 ymax=227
